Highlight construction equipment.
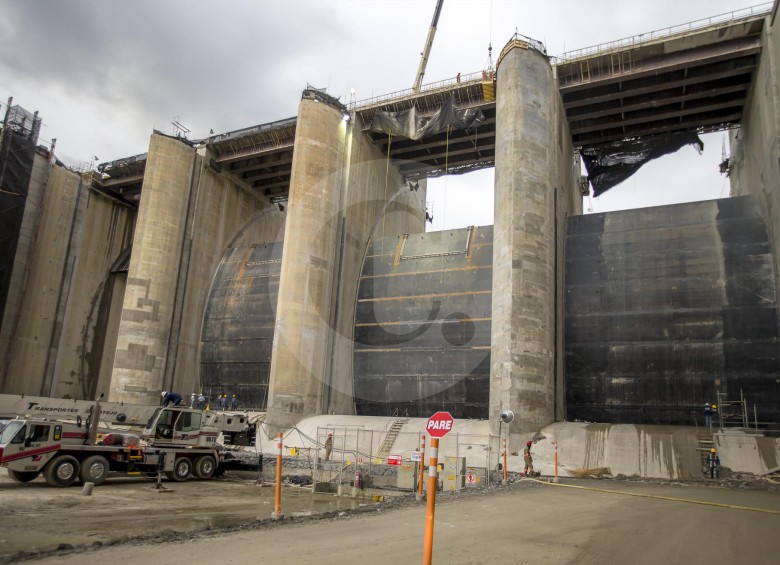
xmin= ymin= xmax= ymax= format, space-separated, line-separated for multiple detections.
xmin=482 ymin=43 xmax=495 ymax=102
xmin=0 ymin=404 xmax=257 ymax=487
xmin=412 ymin=0 xmax=444 ymax=92
xmin=0 ymin=393 xmax=251 ymax=439
xmin=0 ymin=393 xmax=260 ymax=487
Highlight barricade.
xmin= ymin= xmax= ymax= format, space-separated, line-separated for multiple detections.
xmin=255 ymin=425 xmax=506 ymax=495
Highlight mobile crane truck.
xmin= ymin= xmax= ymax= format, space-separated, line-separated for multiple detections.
xmin=0 ymin=394 xmax=259 ymax=487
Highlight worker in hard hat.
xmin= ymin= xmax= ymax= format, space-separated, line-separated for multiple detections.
xmin=161 ymin=391 xmax=182 ymax=407
xmin=523 ymin=440 xmax=534 ymax=476
xmin=706 ymin=448 xmax=720 ymax=479
xmin=231 ymin=394 xmax=238 ymax=410
xmin=704 ymin=403 xmax=713 ymax=428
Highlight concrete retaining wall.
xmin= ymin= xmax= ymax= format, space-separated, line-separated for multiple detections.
xmin=257 ymin=416 xmax=736 ymax=479
xmin=713 ymin=429 xmax=780 ymax=474
xmin=533 ymin=422 xmax=702 ymax=479
xmin=260 ymin=418 xmax=778 ymax=480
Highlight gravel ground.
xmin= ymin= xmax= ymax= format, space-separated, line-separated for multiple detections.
xmin=2 ymin=466 xmax=778 ymax=564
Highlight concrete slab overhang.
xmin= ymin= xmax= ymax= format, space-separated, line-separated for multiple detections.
xmin=208 ymin=117 xmax=297 ymax=201
xmin=557 ymin=21 xmax=765 ymax=145
xmin=93 ymin=152 xmax=147 ymax=204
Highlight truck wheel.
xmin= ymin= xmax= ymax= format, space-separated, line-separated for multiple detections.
xmin=43 ymin=455 xmax=80 ymax=487
xmin=79 ymin=455 xmax=110 ymax=486
xmin=193 ymin=455 xmax=216 ymax=479
xmin=169 ymin=456 xmax=192 ymax=481
xmin=8 ymin=469 xmax=40 ymax=483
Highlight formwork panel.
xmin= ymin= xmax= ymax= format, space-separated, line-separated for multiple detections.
xmin=353 ymin=226 xmax=492 ymax=418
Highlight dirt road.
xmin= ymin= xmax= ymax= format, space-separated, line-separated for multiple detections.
xmin=0 ymin=469 xmax=359 ymax=558
xmin=10 ymin=473 xmax=780 ymax=564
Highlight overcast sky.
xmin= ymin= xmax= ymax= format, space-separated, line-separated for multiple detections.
xmin=1 ymin=0 xmax=768 ymax=227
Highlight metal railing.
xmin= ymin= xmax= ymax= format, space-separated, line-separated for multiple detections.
xmin=350 ymin=71 xmax=483 ymax=110
xmin=265 ymin=427 xmax=501 ymax=494
xmin=553 ymin=2 xmax=772 ymax=63
xmin=209 ymin=116 xmax=297 ymax=143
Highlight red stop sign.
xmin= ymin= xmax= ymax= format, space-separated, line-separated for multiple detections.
xmin=426 ymin=411 xmax=454 ymax=438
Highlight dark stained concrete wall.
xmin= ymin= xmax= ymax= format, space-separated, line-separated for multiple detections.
xmin=354 ymin=226 xmax=492 ymax=419
xmin=565 ymin=196 xmax=780 ymax=425
xmin=199 ymin=243 xmax=281 ymax=409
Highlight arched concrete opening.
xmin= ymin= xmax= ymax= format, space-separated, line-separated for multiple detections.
xmin=198 ymin=207 xmax=286 ymax=410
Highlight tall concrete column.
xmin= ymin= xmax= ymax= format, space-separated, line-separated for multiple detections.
xmin=266 ymin=95 xmax=347 ymax=427
xmin=491 ymin=42 xmax=559 ymax=435
xmin=109 ymin=133 xmax=195 ymax=404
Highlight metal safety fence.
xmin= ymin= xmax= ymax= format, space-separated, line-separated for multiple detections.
xmin=255 ymin=425 xmax=506 ymax=495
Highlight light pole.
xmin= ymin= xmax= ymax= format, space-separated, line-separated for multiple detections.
xmin=499 ymin=410 xmax=514 ymax=485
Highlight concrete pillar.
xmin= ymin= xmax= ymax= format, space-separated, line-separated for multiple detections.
xmin=729 ymin=13 xmax=780 ymax=318
xmin=491 ymin=42 xmax=559 ymax=435
xmin=266 ymin=96 xmax=347 ymax=427
xmin=109 ymin=133 xmax=195 ymax=404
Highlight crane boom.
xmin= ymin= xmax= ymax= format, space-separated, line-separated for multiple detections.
xmin=412 ymin=0 xmax=444 ymax=93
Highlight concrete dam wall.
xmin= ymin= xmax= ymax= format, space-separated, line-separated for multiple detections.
xmin=198 ymin=196 xmax=779 ymax=425
xmin=565 ymin=196 xmax=780 ymax=425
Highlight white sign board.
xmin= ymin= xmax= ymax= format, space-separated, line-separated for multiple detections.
xmin=411 ymin=450 xmax=421 ymax=462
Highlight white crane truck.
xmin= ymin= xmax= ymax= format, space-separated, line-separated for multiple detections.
xmin=0 ymin=394 xmax=259 ymax=487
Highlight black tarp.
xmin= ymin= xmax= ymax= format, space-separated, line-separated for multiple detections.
xmin=581 ymin=132 xmax=704 ymax=197
xmin=370 ymin=95 xmax=485 ymax=141
xmin=0 ymin=128 xmax=37 ymax=333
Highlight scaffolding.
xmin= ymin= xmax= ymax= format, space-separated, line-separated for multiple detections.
xmin=715 ymin=390 xmax=749 ymax=429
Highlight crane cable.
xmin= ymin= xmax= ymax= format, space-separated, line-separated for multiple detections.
xmin=442 ymin=125 xmax=450 ymax=229
xmin=383 ymin=132 xmax=392 ymax=234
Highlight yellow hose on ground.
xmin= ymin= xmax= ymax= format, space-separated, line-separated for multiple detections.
xmin=522 ymin=478 xmax=780 ymax=515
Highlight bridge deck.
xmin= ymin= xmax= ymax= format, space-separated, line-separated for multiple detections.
xmin=96 ymin=5 xmax=771 ymax=203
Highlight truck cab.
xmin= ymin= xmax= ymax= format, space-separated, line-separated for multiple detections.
xmin=0 ymin=419 xmax=63 ymax=479
xmin=142 ymin=407 xmax=219 ymax=448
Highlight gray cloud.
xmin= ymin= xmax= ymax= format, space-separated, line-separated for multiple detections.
xmin=0 ymin=0 xmax=763 ymax=215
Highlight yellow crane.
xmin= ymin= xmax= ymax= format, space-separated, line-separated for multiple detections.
xmin=412 ymin=0 xmax=444 ymax=93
